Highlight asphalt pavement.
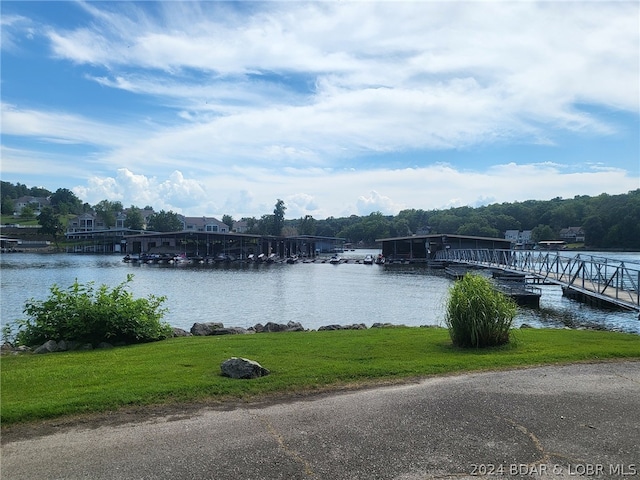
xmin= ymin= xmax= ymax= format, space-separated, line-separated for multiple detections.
xmin=2 ymin=361 xmax=639 ymax=479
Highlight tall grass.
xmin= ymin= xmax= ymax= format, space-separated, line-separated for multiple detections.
xmin=445 ymin=273 xmax=517 ymax=348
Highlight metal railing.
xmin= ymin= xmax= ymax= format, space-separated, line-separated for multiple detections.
xmin=436 ymin=249 xmax=640 ymax=311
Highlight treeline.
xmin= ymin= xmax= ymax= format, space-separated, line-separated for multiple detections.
xmin=2 ymin=181 xmax=638 ymax=250
xmin=310 ymin=190 xmax=639 ymax=250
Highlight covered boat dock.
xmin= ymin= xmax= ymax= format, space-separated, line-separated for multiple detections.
xmin=123 ymin=231 xmax=345 ymax=260
xmin=376 ymin=234 xmax=512 ymax=263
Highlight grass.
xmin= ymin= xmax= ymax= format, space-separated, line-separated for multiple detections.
xmin=445 ymin=273 xmax=517 ymax=348
xmin=2 ymin=327 xmax=639 ymax=425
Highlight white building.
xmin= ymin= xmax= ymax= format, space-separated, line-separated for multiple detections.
xmin=505 ymin=230 xmax=533 ymax=248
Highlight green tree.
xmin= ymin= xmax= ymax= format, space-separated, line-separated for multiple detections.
xmin=147 ymin=210 xmax=183 ymax=232
xmin=257 ymin=214 xmax=275 ymax=236
xmin=20 ymin=205 xmax=36 ymax=220
xmin=38 ymin=206 xmax=64 ymax=249
xmin=396 ymin=208 xmax=430 ymax=234
xmin=1 ymin=197 xmax=15 ymax=215
xmin=273 ymin=199 xmax=286 ymax=236
xmin=222 ymin=214 xmax=235 ymax=231
xmin=391 ymin=218 xmax=411 ymax=237
xmin=457 ymin=219 xmax=499 ymax=238
xmin=298 ymin=215 xmax=317 ymax=235
xmin=242 ymin=217 xmax=259 ymax=234
xmin=50 ymin=188 xmax=82 ymax=215
xmin=583 ymin=216 xmax=605 ymax=248
xmin=29 ymin=187 xmax=52 ymax=197
xmin=531 ymin=224 xmax=556 ymax=242
xmin=124 ymin=206 xmax=144 ymax=230
xmin=430 ymin=213 xmax=464 ymax=234
xmin=94 ymin=200 xmax=123 ymax=229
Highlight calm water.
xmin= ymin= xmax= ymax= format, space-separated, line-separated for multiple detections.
xmin=1 ymin=250 xmax=639 ymax=335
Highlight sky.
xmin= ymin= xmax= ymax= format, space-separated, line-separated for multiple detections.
xmin=1 ymin=1 xmax=639 ymax=221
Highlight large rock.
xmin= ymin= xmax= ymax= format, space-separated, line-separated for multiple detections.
xmin=172 ymin=327 xmax=192 ymax=337
xmin=34 ymin=340 xmax=58 ymax=354
xmin=255 ymin=321 xmax=304 ymax=333
xmin=190 ymin=322 xmax=224 ymax=336
xmin=210 ymin=327 xmax=250 ymax=335
xmin=220 ymin=357 xmax=270 ymax=379
xmin=261 ymin=322 xmax=288 ymax=332
xmin=285 ymin=321 xmax=305 ymax=332
xmin=318 ymin=323 xmax=367 ymax=331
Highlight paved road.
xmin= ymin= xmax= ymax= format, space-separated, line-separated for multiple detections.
xmin=2 ymin=361 xmax=639 ymax=479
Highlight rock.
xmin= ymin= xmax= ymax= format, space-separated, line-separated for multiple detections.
xmin=96 ymin=342 xmax=114 ymax=349
xmin=261 ymin=322 xmax=289 ymax=333
xmin=256 ymin=321 xmax=305 ymax=333
xmin=286 ymin=321 xmax=305 ymax=331
xmin=371 ymin=322 xmax=397 ymax=329
xmin=221 ymin=357 xmax=270 ymax=379
xmin=210 ymin=327 xmax=250 ymax=335
xmin=318 ymin=323 xmax=367 ymax=331
xmin=347 ymin=323 xmax=367 ymax=330
xmin=34 ymin=340 xmax=58 ymax=354
xmin=190 ymin=322 xmax=224 ymax=336
xmin=172 ymin=327 xmax=192 ymax=337
xmin=318 ymin=324 xmax=342 ymax=331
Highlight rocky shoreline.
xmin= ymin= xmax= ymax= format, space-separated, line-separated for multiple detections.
xmin=1 ymin=321 xmax=435 ymax=355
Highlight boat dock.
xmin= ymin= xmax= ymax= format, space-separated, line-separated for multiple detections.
xmin=444 ymin=265 xmax=541 ymax=307
xmin=437 ymin=248 xmax=640 ymax=314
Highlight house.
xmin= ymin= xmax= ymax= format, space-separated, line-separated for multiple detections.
xmin=66 ymin=212 xmax=107 ymax=233
xmin=180 ymin=216 xmax=229 ymax=233
xmin=505 ymin=230 xmax=533 ymax=248
xmin=233 ymin=220 xmax=250 ymax=233
xmin=14 ymin=196 xmax=51 ymax=216
xmin=115 ymin=208 xmax=155 ymax=229
xmin=559 ymin=227 xmax=585 ymax=243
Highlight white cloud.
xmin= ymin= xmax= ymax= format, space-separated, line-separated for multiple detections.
xmin=0 ymin=103 xmax=141 ymax=148
xmin=356 ymin=191 xmax=404 ymax=216
xmin=41 ymin=1 xmax=639 ymax=155
xmin=65 ymin=163 xmax=638 ymax=220
xmin=2 ymin=1 xmax=638 ymax=220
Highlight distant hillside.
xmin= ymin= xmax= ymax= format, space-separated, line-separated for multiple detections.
xmin=2 ymin=181 xmax=638 ymax=250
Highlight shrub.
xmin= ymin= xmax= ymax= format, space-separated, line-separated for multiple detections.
xmin=14 ymin=274 xmax=172 ymax=347
xmin=445 ymin=273 xmax=517 ymax=348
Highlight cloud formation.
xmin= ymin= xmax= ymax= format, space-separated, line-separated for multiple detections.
xmin=1 ymin=1 xmax=638 ymax=219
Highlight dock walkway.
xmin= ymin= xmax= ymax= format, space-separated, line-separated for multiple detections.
xmin=437 ymin=249 xmax=640 ymax=313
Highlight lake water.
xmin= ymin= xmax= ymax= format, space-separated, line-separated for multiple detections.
xmin=1 ymin=250 xmax=639 ymax=335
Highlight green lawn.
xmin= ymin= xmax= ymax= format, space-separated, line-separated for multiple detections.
xmin=2 ymin=327 xmax=639 ymax=425
xmin=1 ymin=215 xmax=41 ymax=226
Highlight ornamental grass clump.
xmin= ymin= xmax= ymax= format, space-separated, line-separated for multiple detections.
xmin=445 ymin=273 xmax=517 ymax=348
xmin=12 ymin=274 xmax=172 ymax=347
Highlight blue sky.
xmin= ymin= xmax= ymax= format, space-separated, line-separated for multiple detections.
xmin=1 ymin=1 xmax=638 ymax=220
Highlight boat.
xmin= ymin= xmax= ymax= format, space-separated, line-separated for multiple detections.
xmin=329 ymin=254 xmax=341 ymax=264
xmin=363 ymin=254 xmax=374 ymax=265
xmin=266 ymin=253 xmax=278 ymax=263
xmin=286 ymin=255 xmax=299 ymax=264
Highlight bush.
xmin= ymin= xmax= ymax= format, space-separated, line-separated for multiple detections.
xmin=14 ymin=274 xmax=172 ymax=347
xmin=445 ymin=273 xmax=517 ymax=348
